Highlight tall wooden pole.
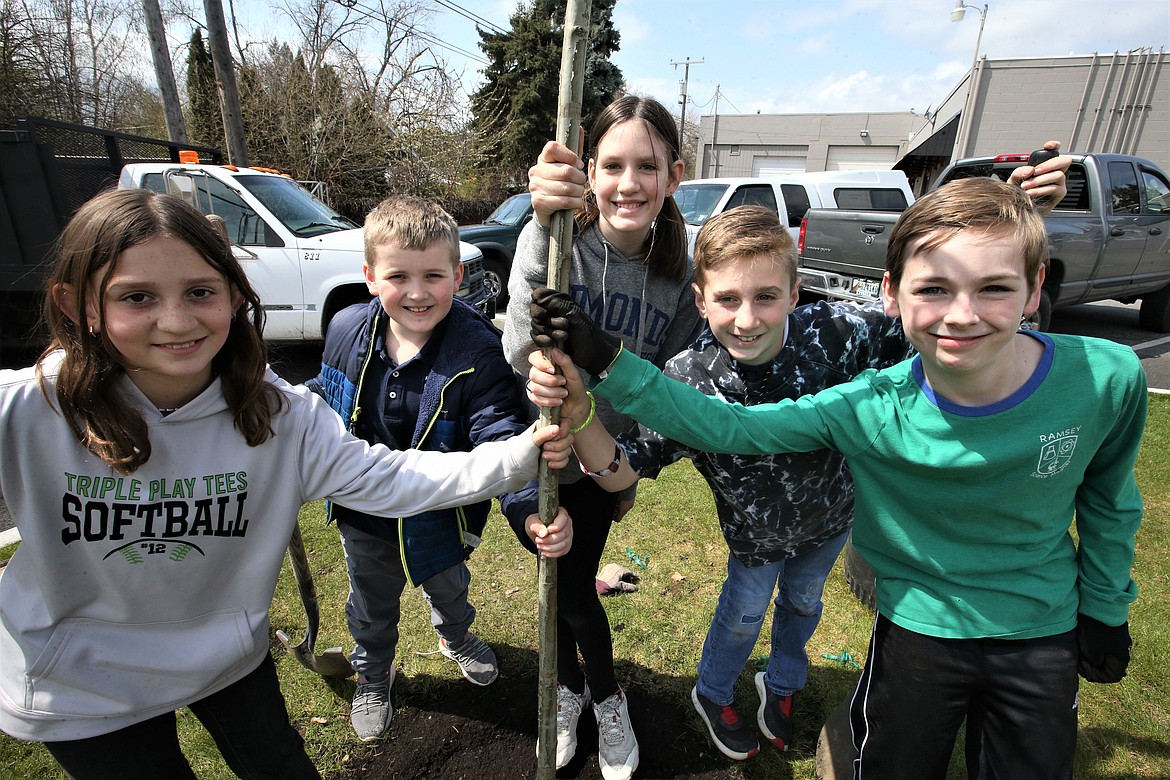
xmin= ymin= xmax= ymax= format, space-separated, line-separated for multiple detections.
xmin=142 ymin=0 xmax=188 ymax=144
xmin=202 ymin=0 xmax=248 ymax=166
xmin=536 ymin=0 xmax=591 ymax=777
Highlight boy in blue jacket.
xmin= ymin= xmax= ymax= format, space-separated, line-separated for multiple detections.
xmin=308 ymin=196 xmax=570 ymax=742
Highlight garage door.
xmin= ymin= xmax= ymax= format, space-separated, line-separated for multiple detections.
xmin=826 ymin=145 xmax=899 ymax=171
xmin=753 ymin=157 xmax=806 ymax=177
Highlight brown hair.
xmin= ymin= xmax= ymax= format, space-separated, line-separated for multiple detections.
xmin=693 ymin=205 xmax=797 ymax=289
xmin=579 ymin=96 xmax=688 ymax=282
xmin=39 ymin=188 xmax=284 ymax=474
xmin=363 ymin=195 xmax=460 ymax=269
xmin=886 ymin=177 xmax=1048 ymax=292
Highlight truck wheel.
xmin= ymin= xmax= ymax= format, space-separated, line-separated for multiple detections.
xmin=483 ymin=257 xmax=509 ymax=309
xmin=1138 ymin=283 xmax=1170 ymax=333
xmin=1022 ymin=290 xmax=1052 ymax=332
xmin=842 ymin=534 xmax=876 ymax=612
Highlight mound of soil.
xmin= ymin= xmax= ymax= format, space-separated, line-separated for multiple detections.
xmin=339 ymin=645 xmax=741 ymax=780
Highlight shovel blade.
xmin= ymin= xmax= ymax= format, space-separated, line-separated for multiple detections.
xmin=276 ymin=629 xmax=354 ymax=678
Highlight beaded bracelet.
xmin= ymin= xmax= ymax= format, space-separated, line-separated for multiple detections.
xmin=570 ymin=391 xmax=596 ymax=434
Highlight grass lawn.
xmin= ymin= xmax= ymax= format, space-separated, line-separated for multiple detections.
xmin=1 ymin=394 xmax=1167 ymax=779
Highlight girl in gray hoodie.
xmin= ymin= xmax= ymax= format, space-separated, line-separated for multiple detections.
xmin=0 ymin=188 xmax=570 ymax=778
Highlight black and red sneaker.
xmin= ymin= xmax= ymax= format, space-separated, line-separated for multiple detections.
xmin=754 ymin=672 xmax=793 ymax=751
xmin=691 ymin=686 xmax=760 ymax=760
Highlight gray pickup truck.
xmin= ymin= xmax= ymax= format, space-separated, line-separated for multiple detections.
xmin=797 ymin=153 xmax=1170 ymax=331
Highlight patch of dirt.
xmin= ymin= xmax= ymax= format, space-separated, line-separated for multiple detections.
xmin=339 ymin=645 xmax=742 ymax=780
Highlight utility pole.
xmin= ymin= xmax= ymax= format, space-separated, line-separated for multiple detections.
xmin=142 ymin=0 xmax=188 ymax=144
xmin=671 ymin=57 xmax=703 ymax=161
xmin=203 ymin=0 xmax=248 ymax=166
xmin=711 ymin=85 xmax=720 ymax=177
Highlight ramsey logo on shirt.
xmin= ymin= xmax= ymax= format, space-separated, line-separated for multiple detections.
xmin=1033 ymin=427 xmax=1080 ymax=478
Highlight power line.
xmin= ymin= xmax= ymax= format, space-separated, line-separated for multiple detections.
xmin=431 ymin=0 xmax=507 ymax=36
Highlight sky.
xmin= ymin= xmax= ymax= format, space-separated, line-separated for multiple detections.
xmin=418 ymin=0 xmax=1168 ymax=119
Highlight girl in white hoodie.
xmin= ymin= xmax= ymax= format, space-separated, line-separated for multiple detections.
xmin=0 ymin=188 xmax=571 ymax=778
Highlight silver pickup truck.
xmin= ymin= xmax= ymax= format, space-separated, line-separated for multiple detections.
xmin=797 ymin=153 xmax=1170 ymax=331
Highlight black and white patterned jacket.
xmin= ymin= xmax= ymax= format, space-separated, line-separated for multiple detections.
xmin=621 ymin=301 xmax=912 ymax=566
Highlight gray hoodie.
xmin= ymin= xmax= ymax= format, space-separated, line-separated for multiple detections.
xmin=0 ymin=353 xmax=539 ymax=741
xmin=503 ymin=220 xmax=702 ymax=484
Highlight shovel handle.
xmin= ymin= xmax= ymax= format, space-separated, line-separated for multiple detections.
xmin=286 ymin=523 xmax=322 ymax=648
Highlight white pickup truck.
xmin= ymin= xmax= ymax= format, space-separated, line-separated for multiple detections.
xmin=674 ymin=172 xmax=915 ymax=252
xmin=118 ymin=163 xmax=493 ymax=341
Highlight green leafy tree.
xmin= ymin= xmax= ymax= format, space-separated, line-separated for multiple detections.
xmin=471 ymin=0 xmax=623 ymax=188
xmin=185 ymin=29 xmax=223 ymax=149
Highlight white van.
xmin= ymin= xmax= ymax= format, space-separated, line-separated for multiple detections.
xmin=674 ymin=172 xmax=915 ymax=252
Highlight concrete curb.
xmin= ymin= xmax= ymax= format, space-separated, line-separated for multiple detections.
xmin=0 ymin=526 xmax=20 ymax=548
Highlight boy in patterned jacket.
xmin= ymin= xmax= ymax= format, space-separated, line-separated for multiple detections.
xmin=549 ymin=204 xmax=911 ymax=759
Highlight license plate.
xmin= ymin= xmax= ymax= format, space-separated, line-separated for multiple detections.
xmin=848 ymin=278 xmax=880 ymax=300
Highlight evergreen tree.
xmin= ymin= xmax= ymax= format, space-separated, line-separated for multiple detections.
xmin=471 ymin=0 xmax=622 ymax=187
xmin=186 ymin=29 xmax=223 ymax=149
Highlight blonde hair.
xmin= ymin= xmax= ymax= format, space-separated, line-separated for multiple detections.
xmin=693 ymin=205 xmax=797 ymax=289
xmin=40 ymin=188 xmax=283 ymax=474
xmin=363 ymin=195 xmax=460 ymax=268
xmin=886 ymin=177 xmax=1048 ymax=292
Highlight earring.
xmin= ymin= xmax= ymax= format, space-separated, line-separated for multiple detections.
xmin=88 ymin=324 xmax=97 ymax=336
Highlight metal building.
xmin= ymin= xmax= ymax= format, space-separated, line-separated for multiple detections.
xmin=695 ymin=48 xmax=1167 ymax=196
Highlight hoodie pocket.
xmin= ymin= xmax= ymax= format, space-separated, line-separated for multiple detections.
xmin=24 ymin=608 xmax=254 ymax=719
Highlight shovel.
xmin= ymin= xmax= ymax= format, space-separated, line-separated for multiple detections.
xmin=275 ymin=523 xmax=354 ymax=678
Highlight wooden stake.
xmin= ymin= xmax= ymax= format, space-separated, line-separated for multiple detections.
xmin=536 ymin=1 xmax=591 ymax=776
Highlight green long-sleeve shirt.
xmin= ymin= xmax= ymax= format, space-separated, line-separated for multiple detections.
xmin=593 ymin=332 xmax=1146 ymax=639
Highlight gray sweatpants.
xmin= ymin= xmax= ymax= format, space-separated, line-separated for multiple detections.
xmin=339 ymin=522 xmax=476 ymax=681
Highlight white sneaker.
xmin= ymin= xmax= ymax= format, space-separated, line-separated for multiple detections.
xmin=540 ymin=682 xmax=590 ymax=769
xmin=592 ymin=688 xmax=640 ymax=780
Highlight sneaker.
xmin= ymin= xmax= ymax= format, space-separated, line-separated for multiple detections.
xmin=755 ymin=671 xmax=793 ymax=751
xmin=592 ymin=689 xmax=640 ymax=780
xmin=544 ymin=682 xmax=590 ymax=769
xmin=439 ymin=632 xmax=498 ymax=686
xmin=691 ymin=686 xmax=760 ymax=760
xmin=351 ymin=670 xmax=394 ymax=742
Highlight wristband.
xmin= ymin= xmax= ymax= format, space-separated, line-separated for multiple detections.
xmin=570 ymin=391 xmax=596 ymax=434
xmin=581 ymin=443 xmax=621 ymax=477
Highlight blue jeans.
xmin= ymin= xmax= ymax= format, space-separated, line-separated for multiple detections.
xmin=696 ymin=530 xmax=849 ymax=705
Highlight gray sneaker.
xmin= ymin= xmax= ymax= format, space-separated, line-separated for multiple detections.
xmin=351 ymin=670 xmax=394 ymax=742
xmin=439 ymin=632 xmax=499 ymax=686
xmin=592 ymin=688 xmax=640 ymax=780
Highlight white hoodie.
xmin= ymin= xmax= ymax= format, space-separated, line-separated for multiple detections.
xmin=0 ymin=353 xmax=538 ymax=741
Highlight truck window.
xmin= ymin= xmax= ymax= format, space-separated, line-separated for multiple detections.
xmin=1141 ymin=167 xmax=1170 ymax=214
xmin=674 ymin=183 xmax=730 ymax=225
xmin=780 ymin=184 xmax=812 ymax=225
xmin=1108 ymin=161 xmax=1140 ymax=215
xmin=833 ymin=188 xmax=909 ymax=212
xmin=139 ymin=172 xmax=267 ymax=245
xmin=1052 ymin=164 xmax=1091 ymax=211
xmin=726 ymin=184 xmax=778 ymax=213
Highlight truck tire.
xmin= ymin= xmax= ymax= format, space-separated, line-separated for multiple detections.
xmin=1022 ymin=290 xmax=1052 ymax=332
xmin=1138 ymin=283 xmax=1170 ymax=333
xmin=482 ymin=256 xmax=509 ymax=309
xmin=842 ymin=534 xmax=876 ymax=612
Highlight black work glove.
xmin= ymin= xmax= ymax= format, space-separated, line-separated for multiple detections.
xmin=530 ymin=287 xmax=622 ymax=377
xmin=1076 ymin=614 xmax=1131 ymax=683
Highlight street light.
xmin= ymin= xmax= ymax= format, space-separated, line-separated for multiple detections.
xmin=951 ymin=1 xmax=988 ymax=159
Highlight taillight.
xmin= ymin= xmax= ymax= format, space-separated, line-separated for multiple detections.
xmin=798 ymin=218 xmax=807 ymax=253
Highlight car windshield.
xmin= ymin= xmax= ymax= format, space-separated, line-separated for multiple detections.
xmin=238 ymin=174 xmax=357 ymax=237
xmin=674 ymin=183 xmax=729 ymax=226
xmin=486 ymin=193 xmax=532 ymax=226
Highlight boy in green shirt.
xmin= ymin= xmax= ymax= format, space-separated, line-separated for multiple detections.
xmin=526 ymin=176 xmax=1145 ymax=779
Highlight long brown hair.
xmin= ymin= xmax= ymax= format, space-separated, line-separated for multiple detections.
xmin=578 ymin=95 xmax=688 ymax=282
xmin=39 ymin=188 xmax=284 ymax=473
